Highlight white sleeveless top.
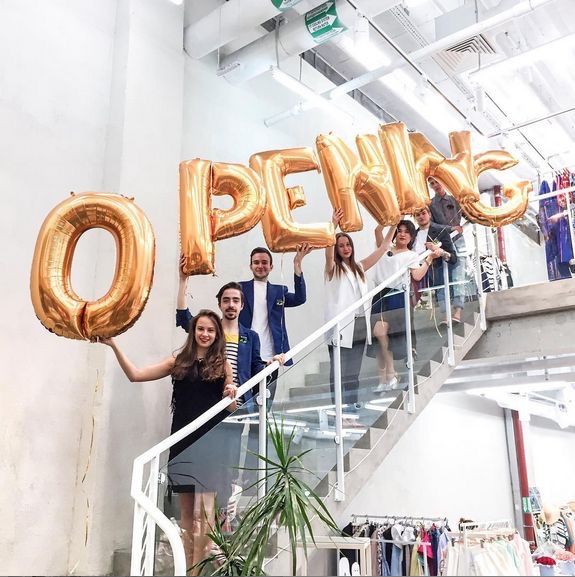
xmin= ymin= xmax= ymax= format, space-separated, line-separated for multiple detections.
xmin=324 ymin=263 xmax=372 ymax=349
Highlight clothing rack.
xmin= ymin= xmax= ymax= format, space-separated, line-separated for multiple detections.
xmin=351 ymin=514 xmax=448 ymax=525
xmin=458 ymin=519 xmax=516 ymax=548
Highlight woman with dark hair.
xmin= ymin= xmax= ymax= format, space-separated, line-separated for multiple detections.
xmin=369 ymin=220 xmax=440 ymax=391
xmin=324 ymin=208 xmax=395 ymax=412
xmin=98 ymin=309 xmax=237 ymax=573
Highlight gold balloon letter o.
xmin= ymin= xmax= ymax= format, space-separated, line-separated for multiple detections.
xmin=30 ymin=192 xmax=156 ymax=340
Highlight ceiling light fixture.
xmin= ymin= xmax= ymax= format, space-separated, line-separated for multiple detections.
xmin=266 ymin=66 xmax=353 ymax=126
xmin=338 ymin=35 xmax=392 ymax=72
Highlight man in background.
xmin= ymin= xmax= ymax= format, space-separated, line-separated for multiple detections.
xmin=428 ymin=177 xmax=467 ymax=323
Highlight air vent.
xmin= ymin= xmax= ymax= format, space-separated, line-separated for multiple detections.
xmin=444 ymin=34 xmax=496 ymax=55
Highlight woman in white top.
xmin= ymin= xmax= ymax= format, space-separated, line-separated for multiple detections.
xmin=369 ymin=220 xmax=442 ymax=391
xmin=324 ymin=208 xmax=395 ymax=410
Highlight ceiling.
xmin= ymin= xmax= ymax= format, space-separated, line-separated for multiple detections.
xmin=185 ymin=0 xmax=575 ymax=187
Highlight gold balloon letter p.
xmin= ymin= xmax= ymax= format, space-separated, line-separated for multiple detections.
xmin=30 ymin=193 xmax=156 ymax=340
xmin=179 ymin=159 xmax=265 ymax=275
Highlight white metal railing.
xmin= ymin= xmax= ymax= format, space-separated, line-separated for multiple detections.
xmin=130 ymin=227 xmax=486 ymax=576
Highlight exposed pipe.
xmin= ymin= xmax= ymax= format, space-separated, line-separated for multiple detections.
xmin=266 ymin=0 xmax=554 ymax=127
xmin=511 ymin=409 xmax=537 ymax=545
xmin=184 ymin=0 xmax=309 ymax=60
xmin=266 ymin=0 xmax=556 ymax=125
xmin=487 ymin=105 xmax=575 ymax=137
xmin=218 ymin=0 xmax=358 ymax=84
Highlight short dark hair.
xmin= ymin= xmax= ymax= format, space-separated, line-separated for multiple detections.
xmin=393 ymin=220 xmax=417 ymax=250
xmin=250 ymin=247 xmax=273 ymax=265
xmin=216 ymin=282 xmax=244 ymax=305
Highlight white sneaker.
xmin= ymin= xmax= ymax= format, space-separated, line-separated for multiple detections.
xmin=373 ymin=382 xmax=388 ymax=393
xmin=388 ymin=376 xmax=399 ymax=390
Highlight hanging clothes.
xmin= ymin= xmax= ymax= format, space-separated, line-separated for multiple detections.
xmin=342 ymin=516 xmax=450 ymax=576
xmin=443 ymin=533 xmax=535 ymax=576
xmin=537 ymin=180 xmax=569 ymax=281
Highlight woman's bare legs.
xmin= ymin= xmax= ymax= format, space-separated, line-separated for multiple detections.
xmin=373 ymin=319 xmax=395 ymax=385
xmin=179 ymin=491 xmax=216 ymax=575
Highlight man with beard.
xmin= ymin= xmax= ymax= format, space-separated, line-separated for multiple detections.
xmin=413 ymin=206 xmax=457 ymax=321
xmin=176 ymin=277 xmax=284 ymax=405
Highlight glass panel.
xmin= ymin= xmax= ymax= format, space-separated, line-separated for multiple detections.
xmin=266 ymin=331 xmax=339 ymax=492
xmin=154 ymin=398 xmax=262 ymax=575
xmin=147 ymin=249 xmax=483 ymax=574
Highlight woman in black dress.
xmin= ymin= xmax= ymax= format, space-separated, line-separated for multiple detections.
xmin=99 ymin=309 xmax=237 ymax=572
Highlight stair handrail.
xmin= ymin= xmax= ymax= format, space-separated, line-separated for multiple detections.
xmin=129 ymin=245 xmax=453 ymax=575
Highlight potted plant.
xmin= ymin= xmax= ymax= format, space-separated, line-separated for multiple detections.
xmin=193 ymin=418 xmax=339 ymax=575
xmin=535 ymin=555 xmax=557 ymax=577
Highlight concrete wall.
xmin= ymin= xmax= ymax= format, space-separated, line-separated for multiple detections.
xmin=342 ymin=393 xmax=517 ymax=525
xmin=0 ymin=0 xmax=184 ymax=574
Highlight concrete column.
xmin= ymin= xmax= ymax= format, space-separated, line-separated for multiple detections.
xmin=67 ymin=1 xmax=184 ymax=573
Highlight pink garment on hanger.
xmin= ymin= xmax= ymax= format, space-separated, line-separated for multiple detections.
xmin=418 ymin=529 xmax=434 ymax=558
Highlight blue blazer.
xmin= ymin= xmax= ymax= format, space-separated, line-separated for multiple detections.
xmin=239 ymin=274 xmax=306 ymax=366
xmin=175 ymin=309 xmax=266 ymax=402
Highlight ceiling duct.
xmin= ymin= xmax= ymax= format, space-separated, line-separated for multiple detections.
xmin=218 ymin=0 xmax=358 ymax=84
xmin=435 ymin=3 xmax=499 ymax=74
xmin=184 ymin=0 xmax=310 ymax=60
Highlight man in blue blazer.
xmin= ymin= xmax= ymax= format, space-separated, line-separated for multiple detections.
xmin=239 ymin=245 xmax=311 ymax=403
xmin=176 ymin=277 xmax=283 ymax=405
xmin=413 ymin=206 xmax=458 ymax=321
xmin=239 ymin=246 xmax=310 ymax=365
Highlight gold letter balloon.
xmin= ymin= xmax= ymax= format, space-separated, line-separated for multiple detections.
xmin=179 ymin=159 xmax=265 ymax=275
xmin=30 ymin=192 xmax=155 ymax=340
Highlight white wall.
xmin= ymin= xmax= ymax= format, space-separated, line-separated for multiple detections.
xmin=0 ymin=0 xmax=184 ymax=574
xmin=0 ymin=1 xmax=117 ymax=574
xmin=343 ymin=393 xmax=517 ymax=526
xmin=503 ymin=221 xmax=547 ymax=287
xmin=529 ymin=416 xmax=575 ymax=507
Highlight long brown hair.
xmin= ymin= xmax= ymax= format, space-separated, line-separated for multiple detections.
xmin=331 ymin=232 xmax=365 ymax=282
xmin=172 ymin=309 xmax=226 ymax=381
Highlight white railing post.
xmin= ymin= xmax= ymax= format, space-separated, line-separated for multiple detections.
xmin=333 ymin=321 xmax=345 ymax=501
xmin=257 ymin=375 xmax=268 ymax=501
xmin=443 ymin=260 xmax=455 ymax=366
xmin=487 ymin=226 xmax=500 ymax=291
xmin=403 ymin=271 xmax=415 ymax=414
xmin=143 ymin=456 xmax=160 ymax=575
xmin=474 ymin=224 xmax=487 ymax=330
xmin=131 ymin=500 xmax=146 ymax=575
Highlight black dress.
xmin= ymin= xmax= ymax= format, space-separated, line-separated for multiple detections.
xmin=168 ymin=360 xmax=229 ymax=496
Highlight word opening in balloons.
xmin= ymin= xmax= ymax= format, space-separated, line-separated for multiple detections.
xmin=31 ymin=122 xmax=531 ymax=340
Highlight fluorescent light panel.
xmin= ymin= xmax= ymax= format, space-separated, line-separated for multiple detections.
xmin=338 ymin=35 xmax=392 ymax=71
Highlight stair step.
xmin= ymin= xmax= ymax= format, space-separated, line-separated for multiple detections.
xmin=353 ymin=425 xmax=386 ymax=450
xmin=344 ymin=448 xmax=370 ymax=472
